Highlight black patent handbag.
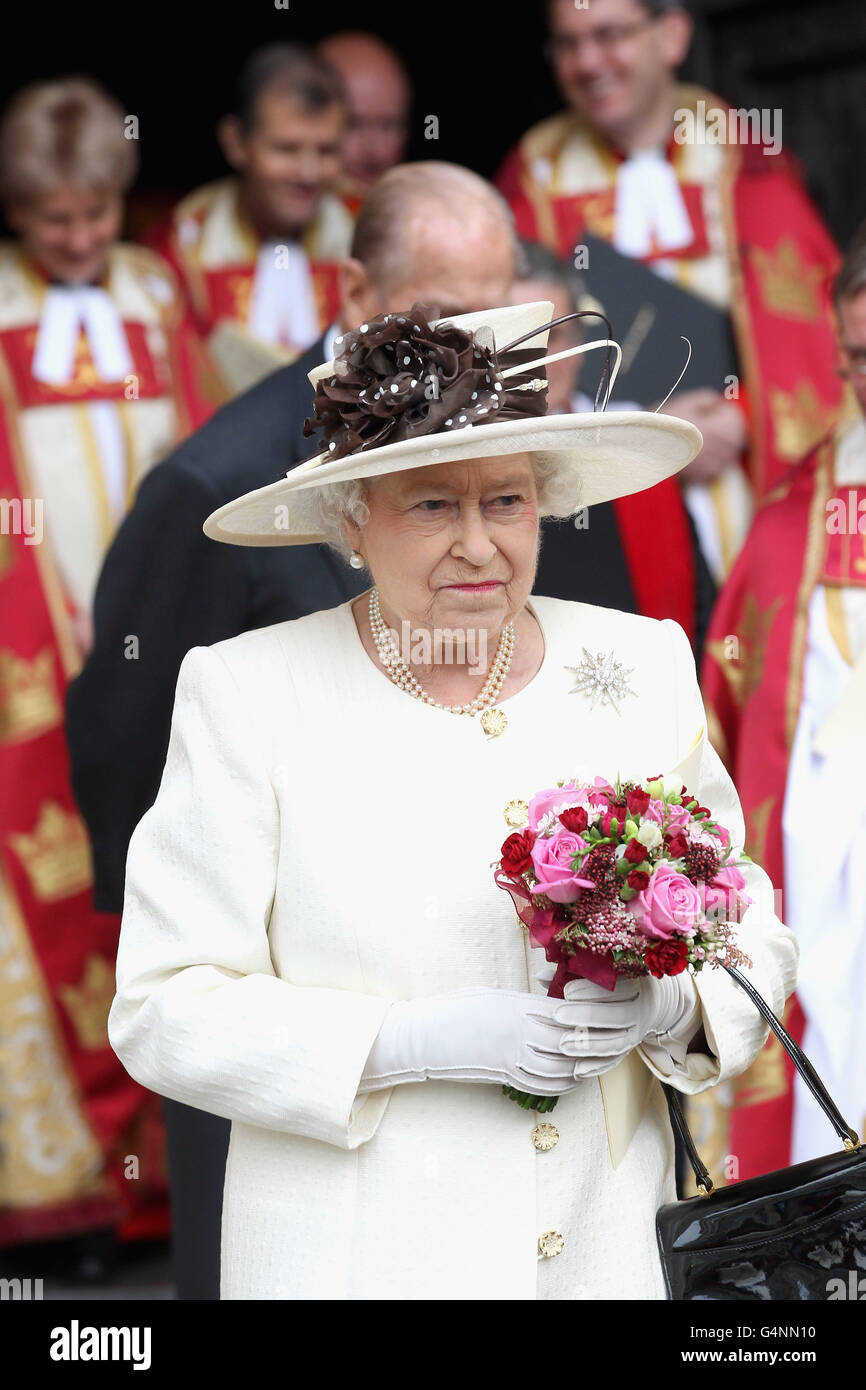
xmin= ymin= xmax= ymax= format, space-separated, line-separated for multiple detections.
xmin=656 ymin=963 xmax=866 ymax=1301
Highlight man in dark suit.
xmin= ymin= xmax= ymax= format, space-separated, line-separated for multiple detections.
xmin=67 ymin=160 xmax=711 ymax=1298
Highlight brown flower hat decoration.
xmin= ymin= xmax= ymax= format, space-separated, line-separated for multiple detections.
xmin=302 ymin=303 xmax=547 ymax=463
xmin=201 ymin=300 xmax=704 ymax=547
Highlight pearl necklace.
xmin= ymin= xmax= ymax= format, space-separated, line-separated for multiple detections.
xmin=368 ymin=588 xmax=515 ymax=737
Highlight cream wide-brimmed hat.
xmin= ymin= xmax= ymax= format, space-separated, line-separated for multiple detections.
xmin=202 ymin=300 xmax=702 ymax=547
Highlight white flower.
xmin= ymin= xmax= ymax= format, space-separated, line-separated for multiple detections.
xmin=637 ymin=821 xmax=663 ymax=849
xmin=660 ymin=772 xmax=683 ymax=798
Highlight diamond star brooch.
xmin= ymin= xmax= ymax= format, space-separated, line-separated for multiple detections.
xmin=565 ymin=648 xmax=637 ymax=714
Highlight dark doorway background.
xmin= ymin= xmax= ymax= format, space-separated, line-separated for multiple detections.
xmin=2 ymin=0 xmax=865 ymax=246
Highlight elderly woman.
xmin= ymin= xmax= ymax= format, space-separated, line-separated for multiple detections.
xmin=0 ymin=77 xmax=215 ymax=653
xmin=108 ymin=301 xmax=797 ymax=1300
xmin=0 ymin=76 xmax=216 ymax=1261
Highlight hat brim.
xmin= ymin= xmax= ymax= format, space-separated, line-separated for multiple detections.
xmin=203 ymin=410 xmax=702 ymax=546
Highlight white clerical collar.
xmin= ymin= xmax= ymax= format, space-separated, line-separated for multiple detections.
xmin=32 ymin=285 xmax=133 ymax=385
xmin=613 ymin=144 xmax=693 ymax=259
xmin=247 ymin=241 xmax=320 ymax=350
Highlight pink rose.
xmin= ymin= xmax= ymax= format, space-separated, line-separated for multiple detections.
xmin=644 ymin=799 xmax=690 ymax=833
xmin=530 ymin=831 xmax=594 ymax=904
xmin=528 ymin=784 xmax=588 ymax=831
xmin=701 ymin=864 xmax=752 ymax=921
xmin=629 ymin=861 xmax=703 ymax=940
xmin=666 ymin=803 xmax=692 ymax=833
xmin=587 ymin=776 xmax=616 ymax=809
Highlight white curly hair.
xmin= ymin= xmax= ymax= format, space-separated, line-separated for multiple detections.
xmin=292 ymin=455 xmax=587 ymax=567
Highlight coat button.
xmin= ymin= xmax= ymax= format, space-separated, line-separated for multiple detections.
xmin=538 ymin=1231 xmax=564 ymax=1258
xmin=531 ymin=1122 xmax=559 ymax=1151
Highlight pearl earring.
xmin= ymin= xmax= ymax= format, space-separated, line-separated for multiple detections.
xmin=349 ymin=551 xmax=365 ymax=569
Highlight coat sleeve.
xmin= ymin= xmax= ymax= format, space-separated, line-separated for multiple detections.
xmin=65 ymin=458 xmax=250 ymax=914
xmin=635 ymin=618 xmax=799 ymax=1094
xmin=107 ymin=643 xmax=395 ymax=1148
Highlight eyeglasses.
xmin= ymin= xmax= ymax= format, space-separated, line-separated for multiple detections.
xmin=545 ymin=15 xmax=660 ymax=62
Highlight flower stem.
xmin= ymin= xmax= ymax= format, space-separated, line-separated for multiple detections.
xmin=502 ymin=1086 xmax=559 ymax=1113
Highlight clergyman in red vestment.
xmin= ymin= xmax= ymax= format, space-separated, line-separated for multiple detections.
xmin=496 ymin=0 xmax=844 ymax=583
xmin=0 ymin=77 xmax=210 ymax=1256
xmin=697 ymin=230 xmax=866 ymax=1185
xmin=147 ymin=44 xmax=354 ymax=395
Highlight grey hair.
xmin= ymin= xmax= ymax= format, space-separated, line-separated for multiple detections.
xmin=292 ymin=456 xmax=586 ymax=568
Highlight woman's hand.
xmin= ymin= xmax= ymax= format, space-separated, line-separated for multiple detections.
xmin=550 ymin=974 xmax=704 ymax=1074
xmin=356 ymin=986 xmax=629 ymax=1096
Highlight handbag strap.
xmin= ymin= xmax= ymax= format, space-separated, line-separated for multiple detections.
xmin=662 ymin=962 xmax=861 ymax=1195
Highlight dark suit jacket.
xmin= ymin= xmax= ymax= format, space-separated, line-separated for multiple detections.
xmin=66 ymin=336 xmax=713 ymax=913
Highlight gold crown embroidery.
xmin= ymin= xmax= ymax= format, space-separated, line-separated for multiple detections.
xmin=57 ymin=953 xmax=116 ymax=1051
xmin=706 ymin=595 xmax=783 ymax=709
xmin=7 ymin=800 xmax=93 ymax=901
xmin=751 ymin=239 xmax=826 ymax=323
xmin=0 ymin=648 xmax=62 ymax=744
xmin=770 ymin=382 xmax=839 ymax=462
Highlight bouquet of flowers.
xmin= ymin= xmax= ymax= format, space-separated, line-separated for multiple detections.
xmin=494 ymin=772 xmax=753 ymax=1111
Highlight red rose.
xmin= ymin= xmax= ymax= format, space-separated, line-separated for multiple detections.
xmin=627 ymin=869 xmax=650 ymax=891
xmin=645 ymin=939 xmax=689 ymax=978
xmin=681 ymin=787 xmax=712 ymax=819
xmin=501 ymin=830 xmax=536 ymax=875
xmin=624 ymin=837 xmax=646 ymax=864
xmin=626 ymin=787 xmax=650 ymax=816
xmin=559 ymin=806 xmax=588 ymax=833
xmin=666 ymin=832 xmax=690 ymax=859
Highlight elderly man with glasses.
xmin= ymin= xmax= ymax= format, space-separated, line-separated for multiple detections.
xmin=497 ymin=0 xmax=844 ymax=580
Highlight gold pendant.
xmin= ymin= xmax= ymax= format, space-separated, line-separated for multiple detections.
xmin=503 ymin=799 xmax=529 ymax=828
xmin=480 ymin=707 xmax=507 ymax=738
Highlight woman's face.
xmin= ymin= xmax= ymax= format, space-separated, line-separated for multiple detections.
xmin=344 ymin=452 xmax=541 ymax=636
xmin=8 ymin=183 xmax=123 ymax=285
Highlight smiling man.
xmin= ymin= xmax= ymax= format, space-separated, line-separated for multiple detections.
xmin=149 ymin=44 xmax=354 ymax=366
xmin=497 ymin=0 xmax=843 ymax=578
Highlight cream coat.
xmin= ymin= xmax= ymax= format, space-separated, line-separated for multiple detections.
xmin=108 ymin=595 xmax=798 ymax=1300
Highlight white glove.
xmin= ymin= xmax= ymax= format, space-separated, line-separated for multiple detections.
xmin=357 ymin=986 xmax=603 ymax=1097
xmin=547 ymin=971 xmax=704 ymax=1075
